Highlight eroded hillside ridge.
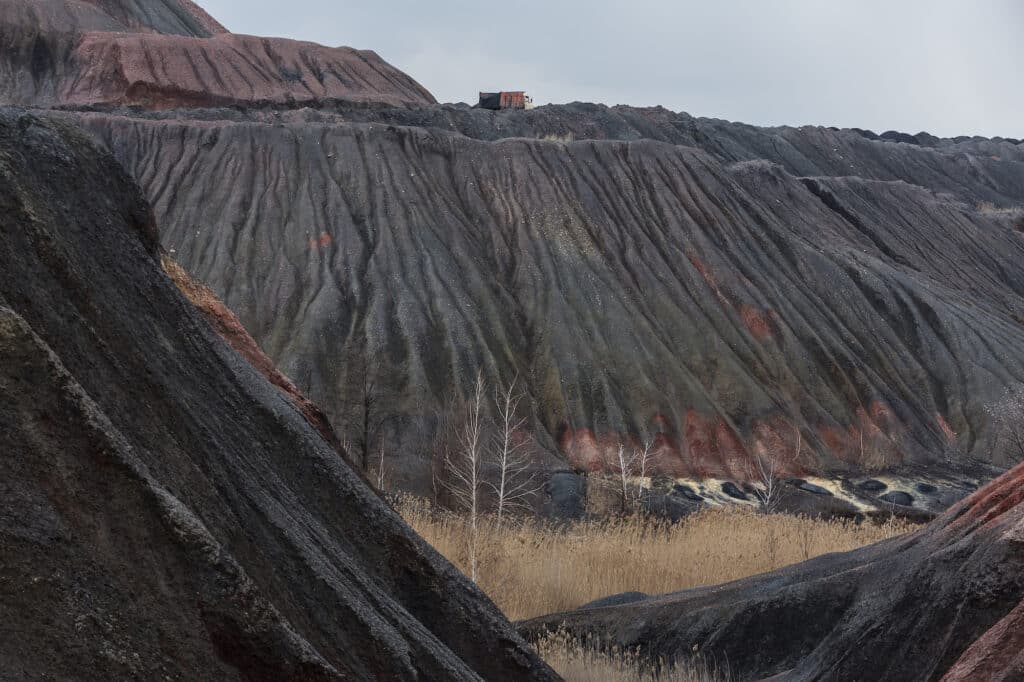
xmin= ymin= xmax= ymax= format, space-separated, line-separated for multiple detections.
xmin=6 ymin=0 xmax=1024 ymax=493
xmin=72 ymin=111 xmax=1024 ymax=488
xmin=519 ymin=460 xmax=1024 ymax=681
xmin=0 ymin=109 xmax=556 ymax=680
xmin=0 ymin=0 xmax=435 ymax=108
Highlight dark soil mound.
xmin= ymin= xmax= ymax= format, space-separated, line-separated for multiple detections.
xmin=0 ymin=0 xmax=434 ymax=108
xmin=0 ymin=109 xmax=555 ymax=681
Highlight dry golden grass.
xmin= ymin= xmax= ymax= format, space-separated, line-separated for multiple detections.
xmin=535 ymin=629 xmax=728 ymax=682
xmin=398 ymin=497 xmax=914 ymax=622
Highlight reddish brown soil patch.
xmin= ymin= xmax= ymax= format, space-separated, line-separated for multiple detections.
xmin=162 ymin=255 xmax=345 ymax=456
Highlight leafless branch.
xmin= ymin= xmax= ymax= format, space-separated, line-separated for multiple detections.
xmin=487 ymin=373 xmax=541 ymax=526
xmin=440 ymin=371 xmax=487 ymax=581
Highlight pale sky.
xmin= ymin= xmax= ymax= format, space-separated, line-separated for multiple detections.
xmin=201 ymin=0 xmax=1023 ymax=139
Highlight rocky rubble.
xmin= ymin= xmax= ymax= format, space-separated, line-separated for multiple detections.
xmin=520 ymin=461 xmax=1024 ymax=680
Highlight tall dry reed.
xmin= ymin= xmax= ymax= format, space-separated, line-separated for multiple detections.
xmin=398 ymin=497 xmax=914 ymax=621
xmin=534 ymin=628 xmax=729 ymax=682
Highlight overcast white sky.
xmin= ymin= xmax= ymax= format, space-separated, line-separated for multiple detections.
xmin=201 ymin=0 xmax=1022 ymax=138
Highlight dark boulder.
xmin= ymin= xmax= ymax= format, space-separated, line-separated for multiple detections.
xmin=543 ymin=470 xmax=587 ymax=519
xmin=858 ymin=479 xmax=888 ymax=492
xmin=641 ymin=491 xmax=702 ymax=521
xmin=798 ymin=482 xmax=833 ymax=496
xmin=721 ymin=482 xmax=750 ymax=501
xmin=672 ymin=484 xmax=705 ymax=502
xmin=915 ymin=483 xmax=937 ymax=494
xmin=775 ymin=488 xmax=863 ymax=520
xmin=879 ymin=491 xmax=915 ymax=507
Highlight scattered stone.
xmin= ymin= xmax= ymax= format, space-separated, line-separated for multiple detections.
xmin=523 ymin=465 xmax=1024 ymax=680
xmin=798 ymin=482 xmax=833 ymax=496
xmin=642 ymin=491 xmax=701 ymax=521
xmin=858 ymin=479 xmax=888 ymax=492
xmin=543 ymin=471 xmax=586 ymax=519
xmin=672 ymin=484 xmax=704 ymax=502
xmin=879 ymin=491 xmax=914 ymax=507
xmin=721 ymin=481 xmax=750 ymax=501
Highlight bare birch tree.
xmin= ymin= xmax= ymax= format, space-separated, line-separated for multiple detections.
xmin=634 ymin=438 xmax=655 ymax=482
xmin=375 ymin=442 xmax=387 ymax=491
xmin=627 ymin=438 xmax=658 ymax=509
xmin=488 ymin=374 xmax=539 ymax=526
xmin=609 ymin=444 xmax=635 ymax=514
xmin=751 ymin=452 xmax=787 ymax=514
xmin=440 ymin=371 xmax=487 ymax=582
xmin=598 ymin=438 xmax=658 ymax=513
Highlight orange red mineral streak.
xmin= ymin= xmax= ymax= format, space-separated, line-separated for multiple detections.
xmin=161 ymin=257 xmax=345 ymax=455
xmin=688 ymin=253 xmax=728 ymax=306
xmin=309 ymin=232 xmax=332 ymax=249
xmin=689 ymin=253 xmax=776 ymax=342
xmin=558 ymin=400 xmax=908 ymax=480
xmin=935 ymin=462 xmax=1024 ymax=680
xmin=936 ymin=412 xmax=957 ymax=441
xmin=814 ymin=401 xmax=905 ymax=466
xmin=739 ymin=304 xmax=774 ymax=341
xmin=942 ymin=461 xmax=1024 ymax=538
xmin=558 ymin=412 xmax=814 ymax=480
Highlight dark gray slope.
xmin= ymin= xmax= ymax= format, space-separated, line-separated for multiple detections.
xmin=7 ymin=1 xmax=1024 ymax=496
xmin=0 ymin=110 xmax=557 ymax=681
xmin=70 ymin=111 xmax=1024 ymax=491
xmin=76 ymin=0 xmax=228 ymax=35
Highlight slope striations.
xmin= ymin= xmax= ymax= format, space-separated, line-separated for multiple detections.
xmin=0 ymin=109 xmax=555 ymax=680
xmin=7 ymin=0 xmax=1024 ymax=497
xmin=520 ymin=461 xmax=1024 ymax=680
xmin=209 ymin=101 xmax=1024 ymax=206
xmin=73 ymin=112 xmax=1024 ymax=491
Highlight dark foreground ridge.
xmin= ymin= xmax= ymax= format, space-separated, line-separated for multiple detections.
xmin=0 ymin=110 xmax=556 ymax=680
xmin=520 ymin=460 xmax=1024 ymax=681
